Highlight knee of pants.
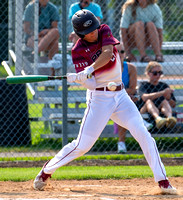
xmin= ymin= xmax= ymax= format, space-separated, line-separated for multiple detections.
xmin=68 ymin=139 xmax=91 ymax=157
xmin=76 ymin=141 xmax=92 ymax=155
xmin=127 ymin=118 xmax=151 ymax=139
xmin=75 ymin=146 xmax=89 ymax=156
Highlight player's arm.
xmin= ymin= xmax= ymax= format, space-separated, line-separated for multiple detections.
xmin=75 ymin=44 xmax=114 ymax=79
xmin=141 ymin=91 xmax=164 ymax=102
xmin=157 ymin=28 xmax=163 ymax=49
xmin=90 ymin=44 xmax=114 ymax=71
xmin=23 ymin=21 xmax=33 ymax=36
xmin=126 ymin=63 xmax=137 ymax=95
xmin=51 ymin=21 xmax=58 ymax=29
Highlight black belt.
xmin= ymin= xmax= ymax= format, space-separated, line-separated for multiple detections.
xmin=96 ymin=83 xmax=124 ymax=91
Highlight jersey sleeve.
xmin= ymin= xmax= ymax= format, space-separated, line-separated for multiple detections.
xmin=94 ymin=3 xmax=103 ymax=19
xmin=153 ymin=4 xmax=163 ymax=29
xmin=71 ymin=47 xmax=89 ymax=73
xmin=100 ymin=24 xmax=119 ymax=46
xmin=50 ymin=4 xmax=60 ymax=22
xmin=68 ymin=3 xmax=79 ymax=19
xmin=23 ymin=4 xmax=32 ymax=22
xmin=120 ymin=6 xmax=132 ymax=29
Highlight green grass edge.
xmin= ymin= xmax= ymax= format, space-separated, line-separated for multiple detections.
xmin=0 ymin=153 xmax=183 ymax=162
xmin=0 ymin=166 xmax=183 ymax=182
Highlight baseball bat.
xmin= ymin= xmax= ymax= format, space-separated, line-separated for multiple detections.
xmin=6 ymin=74 xmax=92 ymax=84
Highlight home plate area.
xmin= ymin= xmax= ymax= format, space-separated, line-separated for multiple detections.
xmin=0 ymin=178 xmax=183 ymax=200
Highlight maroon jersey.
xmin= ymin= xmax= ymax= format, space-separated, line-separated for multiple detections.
xmin=72 ymin=24 xmax=122 ymax=87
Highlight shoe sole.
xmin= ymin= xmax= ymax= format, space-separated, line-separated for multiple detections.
xmin=156 ymin=120 xmax=167 ymax=129
xmin=33 ymin=180 xmax=47 ymax=191
xmin=166 ymin=118 xmax=177 ymax=128
xmin=118 ymin=150 xmax=127 ymax=154
xmin=161 ymin=187 xmax=177 ymax=195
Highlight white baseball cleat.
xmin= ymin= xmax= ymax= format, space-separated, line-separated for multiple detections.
xmin=158 ymin=179 xmax=177 ymax=195
xmin=33 ymin=161 xmax=51 ymax=191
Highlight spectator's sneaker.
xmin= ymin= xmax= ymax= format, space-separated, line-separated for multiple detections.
xmin=155 ymin=117 xmax=167 ymax=129
xmin=143 ymin=119 xmax=153 ymax=130
xmin=158 ymin=180 xmax=177 ymax=194
xmin=33 ymin=161 xmax=51 ymax=191
xmin=166 ymin=117 xmax=177 ymax=128
xmin=118 ymin=141 xmax=127 ymax=154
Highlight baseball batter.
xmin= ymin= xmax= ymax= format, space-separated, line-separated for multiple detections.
xmin=33 ymin=10 xmax=177 ymax=195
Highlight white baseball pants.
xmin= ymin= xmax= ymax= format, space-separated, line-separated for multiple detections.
xmin=44 ymin=89 xmax=167 ymax=182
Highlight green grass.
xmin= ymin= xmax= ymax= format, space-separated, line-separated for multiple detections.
xmin=0 ymin=65 xmax=15 ymax=77
xmin=0 ymin=153 xmax=183 ymax=162
xmin=0 ymin=166 xmax=182 ymax=181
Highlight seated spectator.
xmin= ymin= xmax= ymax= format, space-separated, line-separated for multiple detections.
xmin=120 ymin=0 xmax=164 ymax=62
xmin=68 ymin=0 xmax=103 ymax=44
xmin=114 ymin=43 xmax=153 ymax=153
xmin=23 ymin=0 xmax=60 ymax=75
xmin=138 ymin=61 xmax=177 ymax=129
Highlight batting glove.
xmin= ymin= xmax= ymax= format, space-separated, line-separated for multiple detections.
xmin=67 ymin=73 xmax=77 ymax=83
xmin=76 ymin=71 xmax=88 ymax=82
xmin=84 ymin=66 xmax=94 ymax=75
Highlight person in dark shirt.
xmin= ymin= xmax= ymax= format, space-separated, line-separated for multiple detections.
xmin=138 ymin=61 xmax=177 ymax=129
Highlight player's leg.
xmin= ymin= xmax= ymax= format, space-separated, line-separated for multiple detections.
xmin=111 ymin=90 xmax=177 ymax=194
xmin=117 ymin=125 xmax=127 ymax=153
xmin=38 ymin=28 xmax=59 ymax=57
xmin=44 ymin=91 xmax=116 ymax=173
xmin=145 ymin=21 xmax=163 ymax=62
xmin=112 ymin=90 xmax=166 ymax=180
xmin=47 ymin=38 xmax=59 ymax=60
xmin=140 ymin=99 xmax=167 ymax=129
xmin=33 ymin=91 xmax=115 ymax=190
xmin=160 ymin=100 xmax=177 ymax=128
xmin=129 ymin=21 xmax=151 ymax=62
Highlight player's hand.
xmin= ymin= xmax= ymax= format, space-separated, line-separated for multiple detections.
xmin=84 ymin=66 xmax=94 ymax=75
xmin=67 ymin=73 xmax=77 ymax=83
xmin=76 ymin=66 xmax=94 ymax=83
xmin=76 ymin=71 xmax=88 ymax=82
xmin=163 ymin=88 xmax=174 ymax=99
xmin=125 ymin=53 xmax=137 ymax=62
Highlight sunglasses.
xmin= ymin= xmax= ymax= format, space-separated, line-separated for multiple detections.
xmin=118 ymin=50 xmax=125 ymax=54
xmin=150 ymin=71 xmax=163 ymax=76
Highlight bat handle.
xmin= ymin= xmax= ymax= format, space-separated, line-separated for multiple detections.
xmin=87 ymin=73 xmax=92 ymax=79
xmin=61 ymin=75 xmax=67 ymax=79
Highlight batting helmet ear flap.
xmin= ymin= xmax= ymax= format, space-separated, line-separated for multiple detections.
xmin=72 ymin=9 xmax=100 ymax=38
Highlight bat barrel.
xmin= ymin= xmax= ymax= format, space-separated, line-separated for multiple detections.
xmin=6 ymin=75 xmax=49 ymax=84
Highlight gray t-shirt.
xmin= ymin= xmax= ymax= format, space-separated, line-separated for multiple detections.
xmin=120 ymin=4 xmax=163 ymax=29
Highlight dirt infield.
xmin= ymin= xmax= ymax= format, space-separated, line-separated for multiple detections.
xmin=0 ymin=178 xmax=183 ymax=200
xmin=0 ymin=158 xmax=183 ymax=199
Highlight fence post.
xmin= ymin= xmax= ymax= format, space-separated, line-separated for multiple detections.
xmin=15 ymin=0 xmax=23 ymax=75
xmin=61 ymin=0 xmax=68 ymax=146
xmin=34 ymin=0 xmax=39 ymax=75
xmin=8 ymin=0 xmax=13 ymax=66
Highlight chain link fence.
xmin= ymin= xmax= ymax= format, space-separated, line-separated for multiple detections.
xmin=0 ymin=0 xmax=183 ymax=160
